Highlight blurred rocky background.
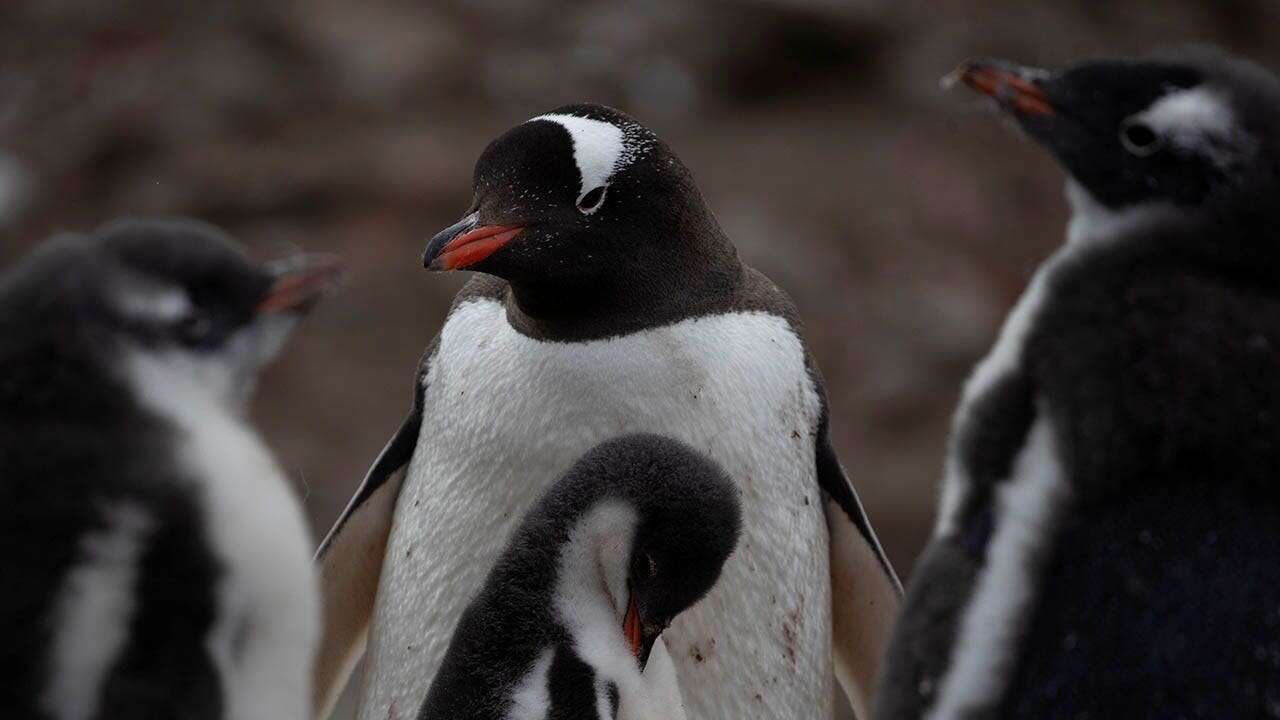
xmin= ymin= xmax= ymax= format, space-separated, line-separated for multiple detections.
xmin=2 ymin=0 xmax=1277 ymax=716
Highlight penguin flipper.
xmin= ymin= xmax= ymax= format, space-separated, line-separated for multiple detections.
xmin=312 ymin=406 xmax=421 ymax=719
xmin=818 ymin=424 xmax=902 ymax=720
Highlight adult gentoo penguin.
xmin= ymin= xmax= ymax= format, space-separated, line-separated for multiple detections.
xmin=315 ymin=103 xmax=902 ymax=720
xmin=0 ymin=219 xmax=339 ymax=719
xmin=418 ymin=434 xmax=740 ymax=720
xmin=877 ymin=51 xmax=1280 ymax=719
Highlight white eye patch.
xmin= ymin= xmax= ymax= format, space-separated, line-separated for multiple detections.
xmin=115 ymin=282 xmax=192 ymax=324
xmin=1135 ymin=87 xmax=1245 ymax=165
xmin=530 ymin=113 xmax=644 ymax=206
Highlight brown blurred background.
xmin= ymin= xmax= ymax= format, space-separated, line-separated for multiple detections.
xmin=2 ymin=0 xmax=1277 ymax=715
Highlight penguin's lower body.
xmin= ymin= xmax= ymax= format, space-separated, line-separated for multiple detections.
xmin=1003 ymin=478 xmax=1280 ymax=718
xmin=883 ymin=476 xmax=1280 ymax=719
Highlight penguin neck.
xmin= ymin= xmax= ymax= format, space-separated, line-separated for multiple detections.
xmin=501 ymin=214 xmax=744 ymax=341
xmin=1065 ymin=179 xmax=1280 ymax=284
xmin=124 ymin=348 xmax=252 ymax=420
xmin=1065 ymin=180 xmax=1178 ymax=246
xmin=552 ymin=500 xmax=637 ymax=649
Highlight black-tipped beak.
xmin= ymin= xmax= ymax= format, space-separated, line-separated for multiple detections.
xmin=946 ymin=58 xmax=1055 ymax=117
xmin=423 ymin=213 xmax=524 ymax=271
xmin=257 ymin=254 xmax=343 ymax=315
xmin=623 ymin=593 xmax=663 ymax=671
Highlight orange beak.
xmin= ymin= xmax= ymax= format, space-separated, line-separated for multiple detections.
xmin=624 ymin=593 xmax=642 ymax=659
xmin=423 ymin=221 xmax=524 ymax=271
xmin=950 ymin=60 xmax=1054 ymax=117
xmin=256 ymin=254 xmax=343 ymax=314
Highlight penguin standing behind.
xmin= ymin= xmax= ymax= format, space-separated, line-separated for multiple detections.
xmin=0 ymin=219 xmax=340 ymax=720
xmin=315 ymin=104 xmax=902 ymax=720
xmin=418 ymin=434 xmax=740 ymax=720
xmin=877 ymin=51 xmax=1280 ymax=719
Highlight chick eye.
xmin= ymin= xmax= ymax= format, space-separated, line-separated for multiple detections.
xmin=577 ymin=185 xmax=607 ymax=215
xmin=178 ymin=313 xmax=212 ymax=344
xmin=1120 ymin=119 xmax=1163 ymax=156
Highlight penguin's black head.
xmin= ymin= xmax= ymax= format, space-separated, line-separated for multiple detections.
xmin=422 ymin=104 xmax=715 ymax=299
xmin=594 ymin=435 xmax=742 ymax=670
xmin=951 ymin=50 xmax=1280 ymax=217
xmin=4 ymin=218 xmax=341 ymax=409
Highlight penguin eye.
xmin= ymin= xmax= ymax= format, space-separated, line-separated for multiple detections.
xmin=1120 ymin=119 xmax=1163 ymax=157
xmin=177 ymin=313 xmax=213 ymax=345
xmin=576 ymin=186 xmax=608 ymax=215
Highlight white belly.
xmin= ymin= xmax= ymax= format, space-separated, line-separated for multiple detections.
xmin=360 ymin=299 xmax=832 ymax=720
xmin=127 ymin=354 xmax=320 ymax=720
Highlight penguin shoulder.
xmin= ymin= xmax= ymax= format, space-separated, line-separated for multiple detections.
xmin=737 ymin=265 xmax=806 ymax=335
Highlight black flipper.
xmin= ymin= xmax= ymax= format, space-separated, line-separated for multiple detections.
xmin=812 ymin=382 xmax=903 ymax=720
xmin=314 ymin=406 xmax=422 ymax=559
xmin=816 ymin=411 xmax=903 ymax=594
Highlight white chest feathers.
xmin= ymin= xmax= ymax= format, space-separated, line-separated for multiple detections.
xmin=362 ymin=299 xmax=835 ymax=720
xmin=126 ymin=353 xmax=320 ymax=720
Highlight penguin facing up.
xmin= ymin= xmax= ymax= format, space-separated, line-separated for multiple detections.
xmin=877 ymin=51 xmax=1280 ymax=719
xmin=0 ymin=219 xmax=340 ymax=720
xmin=315 ymin=104 xmax=903 ymax=720
xmin=418 ymin=434 xmax=741 ymax=720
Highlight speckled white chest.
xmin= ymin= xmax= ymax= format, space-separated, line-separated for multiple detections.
xmin=359 ymin=298 xmax=833 ymax=720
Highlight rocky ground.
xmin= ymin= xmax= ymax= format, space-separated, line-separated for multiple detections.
xmin=3 ymin=0 xmax=1277 ymax=715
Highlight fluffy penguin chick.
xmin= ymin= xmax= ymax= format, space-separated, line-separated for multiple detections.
xmin=0 ymin=218 xmax=340 ymax=720
xmin=417 ymin=434 xmax=741 ymax=720
xmin=878 ymin=50 xmax=1280 ymax=719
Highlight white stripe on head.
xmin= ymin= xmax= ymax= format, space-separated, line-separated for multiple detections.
xmin=1138 ymin=86 xmax=1249 ymax=167
xmin=115 ymin=284 xmax=192 ymax=324
xmin=531 ymin=114 xmax=630 ymax=203
xmin=1142 ymin=87 xmax=1233 ymax=139
xmin=43 ymin=501 xmax=155 ymax=720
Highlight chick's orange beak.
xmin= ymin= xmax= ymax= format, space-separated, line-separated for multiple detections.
xmin=950 ymin=60 xmax=1055 ymax=117
xmin=624 ymin=593 xmax=642 ymax=659
xmin=256 ymin=254 xmax=343 ymax=314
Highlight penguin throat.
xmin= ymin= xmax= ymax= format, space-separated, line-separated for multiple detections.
xmin=1065 ymin=180 xmax=1177 ymax=245
xmin=554 ymin=502 xmax=638 ymax=654
xmin=501 ymin=238 xmax=744 ymax=342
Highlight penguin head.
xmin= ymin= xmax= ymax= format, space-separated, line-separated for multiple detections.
xmin=422 ymin=104 xmax=716 ymax=297
xmin=567 ymin=434 xmax=742 ymax=670
xmin=951 ymin=50 xmax=1280 ymax=219
xmin=8 ymin=218 xmax=341 ymax=410
xmin=100 ymin=219 xmax=342 ymax=408
xmin=621 ymin=509 xmax=738 ymax=671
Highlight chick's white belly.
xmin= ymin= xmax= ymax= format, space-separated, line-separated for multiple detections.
xmin=359 ymin=300 xmax=832 ymax=720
